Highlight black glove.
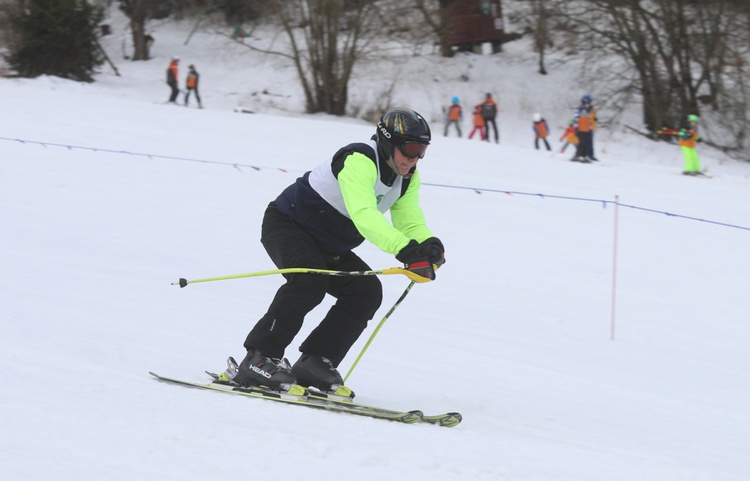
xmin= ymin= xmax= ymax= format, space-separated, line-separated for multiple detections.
xmin=396 ymin=239 xmax=444 ymax=280
xmin=418 ymin=237 xmax=445 ymax=268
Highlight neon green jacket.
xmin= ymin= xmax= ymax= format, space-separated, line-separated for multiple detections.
xmin=275 ymin=141 xmax=433 ymax=256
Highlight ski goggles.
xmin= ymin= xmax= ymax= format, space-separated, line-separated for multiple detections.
xmin=398 ymin=142 xmax=428 ymax=159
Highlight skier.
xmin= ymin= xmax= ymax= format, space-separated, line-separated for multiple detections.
xmin=559 ymin=120 xmax=578 ymax=153
xmin=233 ymin=107 xmax=446 ymax=394
xmin=481 ymin=93 xmax=499 ymax=143
xmin=444 ymin=96 xmax=463 ymax=137
xmin=468 ymin=104 xmax=486 ymax=140
xmin=532 ymin=113 xmax=551 ymax=151
xmin=166 ymin=56 xmax=179 ymax=103
xmin=572 ymin=94 xmax=595 ymax=162
xmin=184 ymin=64 xmax=202 ymax=108
xmin=678 ymin=114 xmax=701 ymax=175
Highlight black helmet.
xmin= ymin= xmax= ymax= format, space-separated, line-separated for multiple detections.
xmin=376 ymin=107 xmax=431 ymax=175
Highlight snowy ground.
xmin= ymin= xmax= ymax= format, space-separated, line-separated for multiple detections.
xmin=2 ymin=11 xmax=750 ymax=481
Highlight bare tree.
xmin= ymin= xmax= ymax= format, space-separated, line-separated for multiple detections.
xmin=413 ymin=0 xmax=454 ymax=58
xmin=533 ymin=0 xmax=549 ymax=74
xmin=233 ymin=0 xmax=381 ymax=115
xmin=119 ymin=0 xmax=152 ymax=60
xmin=550 ymin=0 xmax=750 ymax=157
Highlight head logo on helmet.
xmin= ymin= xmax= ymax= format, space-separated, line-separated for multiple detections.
xmin=377 ymin=122 xmax=392 ymax=139
xmin=375 ymin=107 xmax=431 ymax=177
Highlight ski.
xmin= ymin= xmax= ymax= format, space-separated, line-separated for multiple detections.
xmin=149 ymin=372 xmax=461 ymax=427
xmin=681 ymin=171 xmax=713 ymax=178
xmin=205 ymin=370 xmax=462 ymax=427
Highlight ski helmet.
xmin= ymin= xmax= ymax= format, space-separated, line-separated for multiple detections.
xmin=581 ymin=94 xmax=593 ymax=104
xmin=376 ymin=107 xmax=431 ymax=175
xmin=533 ymin=113 xmax=542 ymax=122
xmin=452 ymin=96 xmax=459 ymax=103
xmin=688 ymin=114 xmax=699 ymax=122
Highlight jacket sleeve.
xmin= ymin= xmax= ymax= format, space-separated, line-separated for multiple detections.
xmin=337 ymin=153 xmax=422 ymax=255
xmin=389 ymin=170 xmax=434 ymax=244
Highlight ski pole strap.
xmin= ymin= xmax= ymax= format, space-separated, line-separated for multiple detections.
xmin=173 ymin=266 xmax=432 ymax=288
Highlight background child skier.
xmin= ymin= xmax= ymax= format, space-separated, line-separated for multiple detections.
xmin=559 ymin=120 xmax=579 ymax=153
xmin=532 ymin=113 xmax=551 ymax=151
xmin=444 ymin=96 xmax=463 ymax=137
xmin=678 ymin=114 xmax=701 ymax=175
xmin=468 ymin=104 xmax=486 ymax=140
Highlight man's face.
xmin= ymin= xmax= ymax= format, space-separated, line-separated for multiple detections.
xmin=392 ymin=142 xmax=427 ymax=175
xmin=392 ymin=147 xmax=419 ymax=175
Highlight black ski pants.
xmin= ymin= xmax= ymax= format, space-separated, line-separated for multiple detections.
xmin=167 ymin=81 xmax=179 ymax=102
xmin=184 ymin=87 xmax=201 ymax=106
xmin=483 ymin=117 xmax=499 ymax=143
xmin=535 ymin=137 xmax=551 ymax=150
xmin=244 ymin=202 xmax=383 ymax=367
xmin=576 ymin=131 xmax=593 ymax=159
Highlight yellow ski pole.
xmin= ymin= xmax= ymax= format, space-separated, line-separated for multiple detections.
xmin=344 ymin=280 xmax=417 ymax=383
xmin=172 ymin=266 xmax=431 ymax=288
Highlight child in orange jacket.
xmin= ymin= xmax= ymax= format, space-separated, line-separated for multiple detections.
xmin=184 ymin=64 xmax=202 ymax=108
xmin=559 ymin=120 xmax=579 ymax=153
xmin=468 ymin=104 xmax=486 ymax=140
xmin=532 ymin=113 xmax=551 ymax=150
xmin=444 ymin=96 xmax=463 ymax=137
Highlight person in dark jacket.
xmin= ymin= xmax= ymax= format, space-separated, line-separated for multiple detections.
xmin=572 ymin=94 xmax=596 ymax=162
xmin=166 ymin=57 xmax=179 ymax=103
xmin=231 ymin=107 xmax=445 ymax=397
xmin=184 ymin=64 xmax=202 ymax=108
xmin=481 ymin=93 xmax=499 ymax=143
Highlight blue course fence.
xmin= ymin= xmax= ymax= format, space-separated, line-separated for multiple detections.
xmin=4 ymin=136 xmax=749 ymax=233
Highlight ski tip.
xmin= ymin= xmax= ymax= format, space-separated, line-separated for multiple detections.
xmin=438 ymin=412 xmax=463 ymax=427
xmin=444 ymin=412 xmax=463 ymax=427
xmin=420 ymin=411 xmax=463 ymax=427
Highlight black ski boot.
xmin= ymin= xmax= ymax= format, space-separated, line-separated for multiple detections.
xmin=291 ymin=354 xmax=349 ymax=394
xmin=233 ymin=349 xmax=295 ymax=390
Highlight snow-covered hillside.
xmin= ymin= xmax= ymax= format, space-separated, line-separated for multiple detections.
xmin=2 ymin=9 xmax=750 ymax=481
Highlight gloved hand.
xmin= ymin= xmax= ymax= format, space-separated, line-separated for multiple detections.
xmin=418 ymin=237 xmax=445 ymax=268
xmin=396 ymin=239 xmax=444 ymax=280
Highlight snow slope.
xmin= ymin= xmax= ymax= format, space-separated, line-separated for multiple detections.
xmin=2 ymin=12 xmax=750 ymax=481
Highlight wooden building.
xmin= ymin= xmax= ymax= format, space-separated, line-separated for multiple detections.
xmin=446 ymin=0 xmax=505 ymax=53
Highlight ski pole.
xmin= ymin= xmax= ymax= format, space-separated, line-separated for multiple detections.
xmin=343 ymin=280 xmax=416 ymax=383
xmin=172 ymin=266 xmax=431 ymax=288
